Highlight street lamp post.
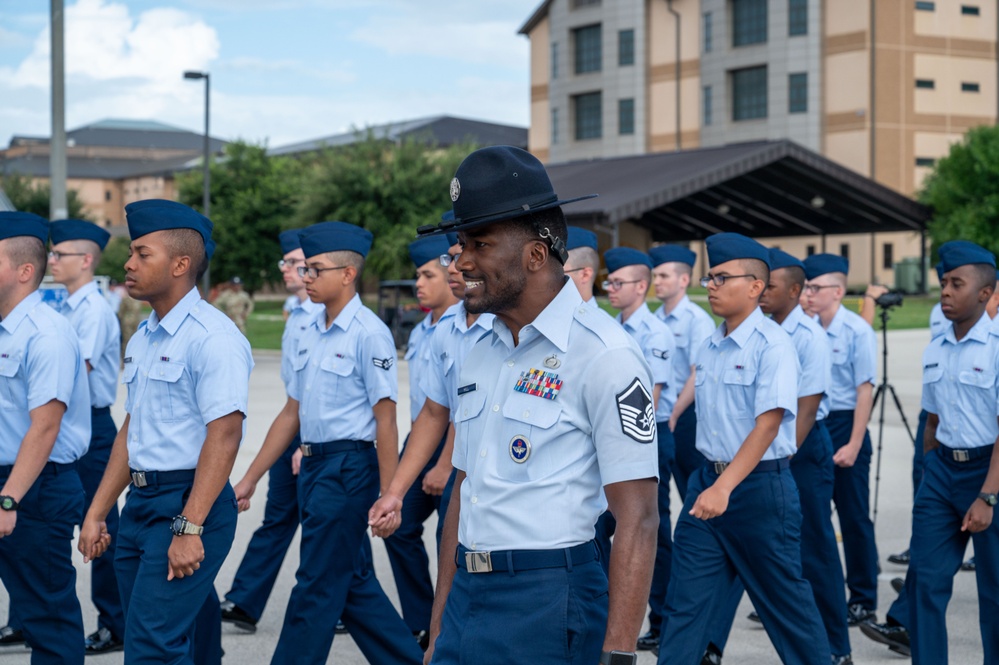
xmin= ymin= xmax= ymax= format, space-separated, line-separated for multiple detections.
xmin=184 ymin=70 xmax=211 ymax=295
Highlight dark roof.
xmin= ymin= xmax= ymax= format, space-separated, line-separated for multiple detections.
xmin=547 ymin=140 xmax=931 ymax=240
xmin=8 ymin=118 xmax=225 ymax=152
xmin=269 ymin=115 xmax=527 ymax=157
xmin=1 ymin=153 xmax=199 ymax=180
xmin=519 ymin=0 xmax=553 ymax=35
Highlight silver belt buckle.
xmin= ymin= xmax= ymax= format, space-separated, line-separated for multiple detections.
xmin=131 ymin=471 xmax=147 ymax=488
xmin=713 ymin=461 xmax=728 ymax=474
xmin=300 ymin=444 xmax=313 ymax=457
xmin=953 ymin=449 xmax=970 ymax=462
xmin=465 ymin=551 xmax=493 ymax=573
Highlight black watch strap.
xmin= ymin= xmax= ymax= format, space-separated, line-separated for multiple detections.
xmin=0 ymin=496 xmax=19 ymax=511
xmin=600 ymin=651 xmax=637 ymax=665
xmin=978 ymin=492 xmax=998 ymax=507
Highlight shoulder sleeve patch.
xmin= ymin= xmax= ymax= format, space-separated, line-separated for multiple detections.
xmin=616 ymin=378 xmax=656 ymax=444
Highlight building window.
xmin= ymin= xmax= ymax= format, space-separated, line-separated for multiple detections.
xmin=961 ymin=5 xmax=980 ymax=15
xmin=789 ymin=0 xmax=808 ymax=36
xmin=732 ymin=66 xmax=768 ymax=121
xmin=574 ymin=24 xmax=602 ymax=74
xmin=915 ymin=1 xmax=935 ymax=10
xmin=732 ymin=0 xmax=768 ymax=47
xmin=840 ymin=243 xmax=850 ymax=261
xmin=962 ymin=82 xmax=980 ymax=92
xmin=806 ymin=244 xmax=816 ymax=257
xmin=915 ymin=157 xmax=936 ymax=167
xmin=703 ymin=12 xmax=713 ymax=53
xmin=572 ymin=0 xmax=601 ymax=8
xmin=789 ymin=73 xmax=808 ymax=113
xmin=915 ymin=79 xmax=935 ymax=89
xmin=618 ymin=29 xmax=635 ymax=66
xmin=104 ymin=190 xmax=111 ymax=201
xmin=703 ymin=85 xmax=714 ymax=126
xmin=574 ymin=91 xmax=602 ymax=140
xmin=551 ymin=42 xmax=559 ymax=79
xmin=619 ymin=98 xmax=635 ymax=135
xmin=552 ymin=108 xmax=559 ymax=145
xmin=883 ymin=243 xmax=894 ymax=270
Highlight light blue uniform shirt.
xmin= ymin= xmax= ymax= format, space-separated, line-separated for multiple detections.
xmin=59 ymin=280 xmax=121 ymax=409
xmin=821 ymin=305 xmax=876 ymax=411
xmin=452 ymin=280 xmax=659 ymax=552
xmin=921 ymin=312 xmax=999 ymax=448
xmin=288 ymin=294 xmax=397 ymax=444
xmin=780 ymin=305 xmax=831 ymax=422
xmin=0 ymin=290 xmax=90 ymax=464
xmin=929 ymin=302 xmax=947 ymax=340
xmin=123 ymin=287 xmax=253 ymax=471
xmin=619 ymin=303 xmax=675 ymax=420
xmin=583 ymin=297 xmax=598 ymax=309
xmin=420 ymin=301 xmax=494 ymax=416
xmin=693 ymin=307 xmax=799 ymax=462
xmin=406 ymin=309 xmax=454 ymax=422
xmin=281 ymin=296 xmax=324 ymax=393
xmin=655 ymin=294 xmax=716 ymax=394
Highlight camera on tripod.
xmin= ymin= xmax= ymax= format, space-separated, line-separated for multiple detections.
xmin=874 ymin=291 xmax=904 ymax=309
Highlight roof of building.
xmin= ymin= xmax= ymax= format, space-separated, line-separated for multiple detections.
xmin=8 ymin=118 xmax=225 ymax=152
xmin=1 ymin=153 xmax=200 ymax=180
xmin=268 ymin=115 xmax=528 ymax=157
xmin=547 ymin=140 xmax=931 ymax=239
xmin=519 ymin=0 xmax=554 ymax=35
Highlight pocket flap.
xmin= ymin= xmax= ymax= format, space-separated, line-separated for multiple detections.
xmin=121 ymin=362 xmax=138 ymax=384
xmin=148 ymin=361 xmax=185 ymax=383
xmin=0 ymin=358 xmax=19 ymax=379
xmin=502 ymin=392 xmax=562 ymax=429
xmin=722 ymin=367 xmax=755 ymax=386
xmin=454 ymin=389 xmax=486 ymax=424
xmin=958 ymin=368 xmax=994 ymax=388
xmin=922 ymin=366 xmax=944 ymax=384
xmin=320 ymin=354 xmax=354 ymax=377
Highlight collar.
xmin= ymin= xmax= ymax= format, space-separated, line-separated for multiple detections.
xmin=317 ymin=293 xmax=362 ymax=333
xmin=824 ymin=304 xmax=847 ymax=337
xmin=292 ymin=295 xmax=322 ymax=314
xmin=0 ymin=290 xmax=43 ymax=334
xmin=147 ymin=287 xmax=202 ymax=336
xmin=64 ymin=280 xmax=100 ymax=312
xmin=711 ymin=306 xmax=764 ymax=349
xmin=448 ymin=301 xmax=492 ymax=334
xmin=492 ymin=279 xmax=580 ymax=352
xmin=779 ymin=304 xmax=806 ymax=334
xmin=942 ymin=310 xmax=993 ymax=346
xmin=620 ymin=302 xmax=653 ymax=332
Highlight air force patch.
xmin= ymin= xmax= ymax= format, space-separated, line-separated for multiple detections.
xmin=373 ymin=357 xmax=394 ymax=370
xmin=616 ymin=378 xmax=656 ymax=444
xmin=509 ymin=435 xmax=531 ymax=463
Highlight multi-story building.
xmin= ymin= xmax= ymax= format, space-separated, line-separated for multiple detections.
xmin=520 ymin=0 xmax=998 ymax=285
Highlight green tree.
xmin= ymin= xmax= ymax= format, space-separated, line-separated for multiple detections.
xmin=0 ymin=173 xmax=90 ymax=219
xmin=921 ymin=125 xmax=999 ymax=258
xmin=96 ymin=236 xmax=130 ymax=283
xmin=177 ymin=141 xmax=302 ymax=293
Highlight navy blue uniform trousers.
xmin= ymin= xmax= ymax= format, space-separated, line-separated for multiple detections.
xmin=270 ymin=446 xmax=422 ymax=665
xmin=225 ymin=435 xmax=301 ymax=621
xmin=0 ymin=464 xmax=84 ymax=665
xmin=671 ymin=404 xmax=704 ymax=502
xmin=78 ymin=406 xmax=125 ymax=639
xmin=115 ymin=478 xmax=237 ymax=665
xmin=384 ymin=431 xmax=448 ymax=634
xmin=825 ymin=410 xmax=879 ymax=611
xmin=659 ymin=464 xmax=830 ymax=665
xmin=909 ymin=445 xmax=999 ymax=665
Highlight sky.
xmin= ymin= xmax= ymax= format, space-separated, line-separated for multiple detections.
xmin=0 ymin=0 xmax=542 ymax=149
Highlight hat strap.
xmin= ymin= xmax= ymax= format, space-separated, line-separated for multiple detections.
xmin=539 ymin=227 xmax=568 ymax=264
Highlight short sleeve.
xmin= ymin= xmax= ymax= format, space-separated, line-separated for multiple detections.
xmin=421 ymin=326 xmax=451 ymax=411
xmin=644 ymin=327 xmax=675 ymax=388
xmin=851 ymin=324 xmax=877 ymax=388
xmin=795 ymin=326 xmax=829 ymax=399
xmin=920 ymin=344 xmax=940 ymax=415
xmin=689 ymin=308 xmax=716 ymax=367
xmin=358 ymin=327 xmax=398 ymax=407
xmin=191 ymin=331 xmax=253 ymax=424
xmin=72 ymin=301 xmax=101 ymax=362
xmin=25 ymin=328 xmax=81 ymax=411
xmin=753 ymin=337 xmax=799 ymax=419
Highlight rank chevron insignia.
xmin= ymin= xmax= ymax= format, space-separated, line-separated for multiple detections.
xmin=616 ymin=378 xmax=655 ymax=444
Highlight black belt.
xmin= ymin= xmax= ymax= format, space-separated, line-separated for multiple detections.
xmin=456 ymin=541 xmax=598 ymax=574
xmin=938 ymin=444 xmax=993 ymax=463
xmin=0 ymin=461 xmax=75 ymax=477
xmin=91 ymin=406 xmax=112 ymax=416
xmin=707 ymin=457 xmax=791 ymax=475
xmin=300 ymin=440 xmax=373 ymax=457
xmin=129 ymin=468 xmax=196 ymax=488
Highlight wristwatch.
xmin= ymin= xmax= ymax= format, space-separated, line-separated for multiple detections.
xmin=0 ymin=496 xmax=18 ymax=512
xmin=170 ymin=515 xmax=204 ymax=536
xmin=978 ymin=492 xmax=998 ymax=507
xmin=599 ymin=651 xmax=638 ymax=665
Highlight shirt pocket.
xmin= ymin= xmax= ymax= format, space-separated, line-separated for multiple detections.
xmin=957 ymin=368 xmax=996 ymax=415
xmin=498 ymin=392 xmax=563 ymax=482
xmin=0 ymin=357 xmax=22 ymax=410
xmin=147 ymin=361 xmax=192 ymax=424
xmin=318 ymin=354 xmax=357 ymax=408
xmin=454 ymin=388 xmax=486 ymax=462
xmin=722 ymin=366 xmax=756 ymax=419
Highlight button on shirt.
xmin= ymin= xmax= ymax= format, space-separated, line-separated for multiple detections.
xmin=406 ymin=309 xmax=454 ymax=422
xmin=288 ymin=294 xmax=397 ymax=443
xmin=821 ymin=305 xmax=876 ymax=411
xmin=281 ymin=296 xmax=324 ymax=393
xmin=619 ymin=303 xmax=676 ymax=420
xmin=780 ymin=305 xmax=831 ymax=422
xmin=921 ymin=312 xmax=999 ymax=448
xmin=452 ymin=280 xmax=659 ymax=552
xmin=693 ymin=307 xmax=799 ymax=462
xmin=0 ymin=290 xmax=90 ymax=464
xmin=420 ymin=301 xmax=494 ymax=416
xmin=123 ymin=287 xmax=253 ymax=471
xmin=58 ymin=280 xmax=121 ymax=409
xmin=656 ymin=295 xmax=716 ymax=395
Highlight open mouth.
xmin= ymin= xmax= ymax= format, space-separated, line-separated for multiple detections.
xmin=465 ymin=279 xmax=483 ymax=291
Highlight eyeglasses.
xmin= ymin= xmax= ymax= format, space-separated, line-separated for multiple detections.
xmin=278 ymin=258 xmax=304 ymax=269
xmin=48 ymin=251 xmax=87 ymax=261
xmin=803 ymin=284 xmax=839 ymax=294
xmin=699 ymin=273 xmax=756 ymax=288
xmin=297 ymin=265 xmax=348 ymax=279
xmin=601 ymin=279 xmax=642 ymax=291
xmin=439 ymin=253 xmax=463 ymax=267
xmin=564 ymin=267 xmax=585 ymax=274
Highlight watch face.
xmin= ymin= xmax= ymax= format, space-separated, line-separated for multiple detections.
xmin=171 ymin=517 xmax=185 ymax=533
xmin=0 ymin=498 xmax=13 ymax=510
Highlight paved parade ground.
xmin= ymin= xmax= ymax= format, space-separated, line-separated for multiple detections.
xmin=0 ymin=326 xmax=984 ymax=663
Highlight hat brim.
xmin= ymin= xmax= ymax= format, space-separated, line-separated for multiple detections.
xmin=417 ymin=194 xmax=598 ymax=237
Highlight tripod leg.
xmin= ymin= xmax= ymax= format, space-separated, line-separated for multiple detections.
xmin=872 ymin=380 xmax=890 ymax=526
xmin=886 ymin=383 xmax=916 ymax=445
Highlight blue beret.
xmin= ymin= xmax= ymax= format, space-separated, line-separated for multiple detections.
xmin=299 ymin=221 xmax=372 ymax=259
xmin=648 ymin=244 xmax=696 ymax=267
xmin=409 ymin=235 xmax=450 ymax=268
xmin=567 ymin=227 xmax=597 ymax=251
xmin=935 ymin=262 xmax=944 ymax=281
xmin=278 ymin=229 xmax=303 ymax=254
xmin=768 ymin=248 xmax=805 ymax=272
xmin=604 ymin=247 xmax=653 ymax=273
xmin=802 ymin=253 xmax=849 ymax=280
xmin=445 ymin=232 xmax=459 ymax=246
xmin=938 ymin=240 xmax=996 ymax=273
xmin=50 ymin=219 xmax=110 ymax=250
xmin=0 ymin=211 xmax=48 ymax=243
xmin=705 ymin=232 xmax=770 ymax=269
xmin=125 ymin=199 xmax=215 ymax=259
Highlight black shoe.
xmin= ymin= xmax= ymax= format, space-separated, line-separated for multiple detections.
xmin=859 ymin=621 xmax=910 ymax=656
xmin=0 ymin=626 xmax=25 ymax=647
xmin=747 ymin=610 xmax=762 ymax=624
xmin=887 ymin=548 xmax=910 ymax=565
xmin=846 ymin=603 xmax=876 ymax=627
xmin=84 ymin=628 xmax=123 ymax=655
xmin=414 ymin=630 xmax=429 ymax=651
xmin=891 ymin=577 xmax=905 ymax=594
xmin=831 ymin=655 xmax=853 ymax=665
xmin=220 ymin=600 xmax=257 ymax=633
xmin=636 ymin=629 xmax=659 ymax=651
xmin=962 ymin=556 xmax=976 ymax=572
xmin=701 ymin=642 xmax=723 ymax=664
xmin=335 ymin=620 xmax=348 ymax=635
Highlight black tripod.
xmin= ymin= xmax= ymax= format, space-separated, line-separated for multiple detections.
xmin=871 ymin=304 xmax=916 ymax=527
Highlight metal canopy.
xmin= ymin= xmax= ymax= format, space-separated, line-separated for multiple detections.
xmin=545 ymin=140 xmax=931 ymax=241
